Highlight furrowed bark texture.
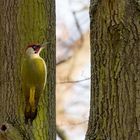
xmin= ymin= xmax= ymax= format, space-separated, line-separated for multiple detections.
xmin=0 ymin=0 xmax=56 ymax=140
xmin=46 ymin=0 xmax=56 ymax=139
xmin=86 ymin=0 xmax=140 ymax=140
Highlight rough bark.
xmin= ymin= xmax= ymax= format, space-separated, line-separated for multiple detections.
xmin=0 ymin=0 xmax=56 ymax=140
xmin=86 ymin=0 xmax=140 ymax=140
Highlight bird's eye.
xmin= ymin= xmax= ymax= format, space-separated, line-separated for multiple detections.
xmin=32 ymin=45 xmax=37 ymax=50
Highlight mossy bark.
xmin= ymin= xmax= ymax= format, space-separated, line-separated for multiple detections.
xmin=86 ymin=0 xmax=140 ymax=140
xmin=0 ymin=0 xmax=56 ymax=140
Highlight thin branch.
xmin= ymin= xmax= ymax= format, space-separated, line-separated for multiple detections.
xmin=71 ymin=10 xmax=84 ymax=45
xmin=72 ymin=6 xmax=89 ymax=12
xmin=56 ymin=56 xmax=72 ymax=65
xmin=57 ymin=126 xmax=68 ymax=140
xmin=57 ymin=77 xmax=90 ymax=84
xmin=58 ymin=120 xmax=88 ymax=127
xmin=68 ymin=120 xmax=88 ymax=126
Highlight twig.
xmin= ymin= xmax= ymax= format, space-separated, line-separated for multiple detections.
xmin=68 ymin=120 xmax=88 ymax=126
xmin=57 ymin=77 xmax=90 ymax=84
xmin=72 ymin=11 xmax=84 ymax=45
xmin=57 ymin=126 xmax=68 ymax=140
xmin=56 ymin=56 xmax=72 ymax=65
xmin=58 ymin=119 xmax=88 ymax=127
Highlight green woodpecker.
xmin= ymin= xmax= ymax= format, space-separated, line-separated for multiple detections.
xmin=21 ymin=44 xmax=47 ymax=124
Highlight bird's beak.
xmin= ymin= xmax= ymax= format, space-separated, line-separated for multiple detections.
xmin=41 ymin=42 xmax=49 ymax=49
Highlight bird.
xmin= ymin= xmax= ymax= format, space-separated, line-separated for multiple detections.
xmin=21 ymin=43 xmax=47 ymax=124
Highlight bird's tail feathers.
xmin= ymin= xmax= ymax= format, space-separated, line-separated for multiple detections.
xmin=24 ymin=104 xmax=37 ymax=124
xmin=25 ymin=87 xmax=37 ymax=124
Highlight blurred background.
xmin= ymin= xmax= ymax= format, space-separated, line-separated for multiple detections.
xmin=56 ymin=0 xmax=90 ymax=139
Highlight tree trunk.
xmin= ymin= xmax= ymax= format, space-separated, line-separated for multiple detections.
xmin=0 ymin=0 xmax=56 ymax=140
xmin=86 ymin=0 xmax=140 ymax=140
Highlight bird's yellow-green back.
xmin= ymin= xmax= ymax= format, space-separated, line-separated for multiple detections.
xmin=21 ymin=55 xmax=46 ymax=123
xmin=21 ymin=56 xmax=46 ymax=89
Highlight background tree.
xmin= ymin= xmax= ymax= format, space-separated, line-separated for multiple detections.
xmin=86 ymin=0 xmax=140 ymax=139
xmin=0 ymin=0 xmax=56 ymax=140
